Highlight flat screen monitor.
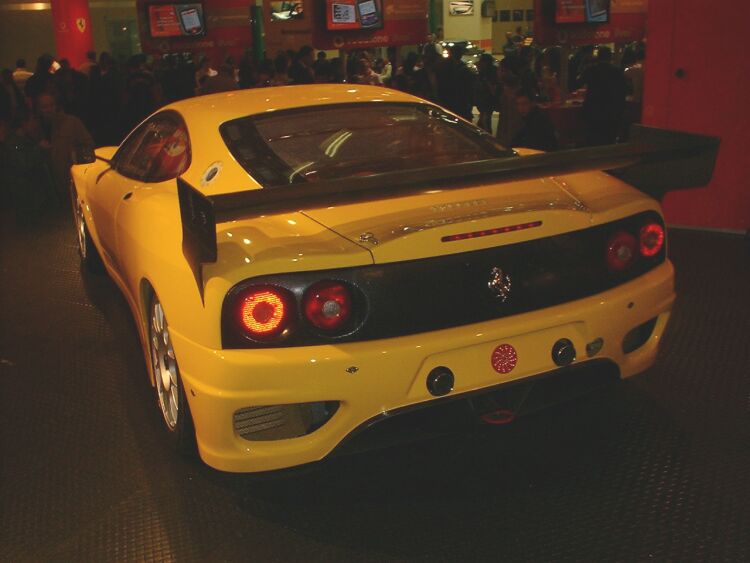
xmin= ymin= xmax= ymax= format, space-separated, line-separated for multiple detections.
xmin=149 ymin=3 xmax=206 ymax=38
xmin=555 ymin=0 xmax=609 ymax=24
xmin=326 ymin=0 xmax=383 ymax=31
xmin=585 ymin=0 xmax=609 ymax=22
xmin=271 ymin=1 xmax=304 ymax=21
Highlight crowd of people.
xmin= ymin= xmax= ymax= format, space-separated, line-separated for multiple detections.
xmin=0 ymin=38 xmax=644 ymax=215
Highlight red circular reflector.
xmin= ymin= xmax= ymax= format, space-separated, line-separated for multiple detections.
xmin=606 ymin=231 xmax=637 ymax=272
xmin=639 ymin=223 xmax=665 ymax=257
xmin=239 ymin=288 xmax=289 ymax=338
xmin=303 ymin=281 xmax=353 ymax=332
xmin=491 ymin=344 xmax=518 ymax=374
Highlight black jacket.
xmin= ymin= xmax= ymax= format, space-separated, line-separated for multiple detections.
xmin=512 ymin=106 xmax=558 ymax=152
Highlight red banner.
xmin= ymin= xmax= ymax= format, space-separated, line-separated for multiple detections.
xmin=150 ymin=5 xmax=179 ymax=38
xmin=556 ymin=0 xmax=585 ymax=23
xmin=611 ymin=0 xmax=648 ymax=14
xmin=137 ymin=0 xmax=252 ymax=63
xmin=51 ymin=0 xmax=94 ymax=68
xmin=535 ymin=0 xmax=647 ymax=45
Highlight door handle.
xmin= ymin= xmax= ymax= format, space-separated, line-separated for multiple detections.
xmin=123 ymin=192 xmax=133 ymax=201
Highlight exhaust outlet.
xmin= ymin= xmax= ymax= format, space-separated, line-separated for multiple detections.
xmin=552 ymin=338 xmax=576 ymax=367
xmin=426 ymin=366 xmax=454 ymax=397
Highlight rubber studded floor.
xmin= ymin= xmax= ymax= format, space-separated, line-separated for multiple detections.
xmin=1 ymin=209 xmax=749 ymax=562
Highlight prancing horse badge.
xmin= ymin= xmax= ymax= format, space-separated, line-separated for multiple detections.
xmin=488 ymin=267 xmax=512 ymax=302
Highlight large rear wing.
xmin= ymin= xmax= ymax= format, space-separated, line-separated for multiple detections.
xmin=178 ymin=125 xmax=720 ymax=299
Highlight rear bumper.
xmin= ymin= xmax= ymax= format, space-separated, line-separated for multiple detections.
xmin=170 ymin=260 xmax=675 ymax=473
xmin=332 ymin=358 xmax=622 ymax=458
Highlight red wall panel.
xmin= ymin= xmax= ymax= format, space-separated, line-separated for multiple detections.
xmin=642 ymin=0 xmax=750 ymax=232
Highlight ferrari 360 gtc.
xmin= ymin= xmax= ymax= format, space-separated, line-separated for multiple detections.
xmin=69 ymin=85 xmax=718 ymax=472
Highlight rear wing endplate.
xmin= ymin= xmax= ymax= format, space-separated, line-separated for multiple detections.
xmin=178 ymin=124 xmax=720 ymax=300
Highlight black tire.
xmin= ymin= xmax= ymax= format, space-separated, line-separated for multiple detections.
xmin=148 ymin=294 xmax=197 ymax=457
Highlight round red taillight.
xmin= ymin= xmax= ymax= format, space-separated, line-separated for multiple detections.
xmin=606 ymin=231 xmax=637 ymax=272
xmin=639 ymin=223 xmax=665 ymax=257
xmin=237 ymin=287 xmax=293 ymax=339
xmin=303 ymin=281 xmax=353 ymax=332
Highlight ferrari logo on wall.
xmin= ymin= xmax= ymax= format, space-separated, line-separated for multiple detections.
xmin=76 ymin=18 xmax=87 ymax=33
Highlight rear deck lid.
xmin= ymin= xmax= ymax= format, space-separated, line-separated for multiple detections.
xmin=301 ymin=177 xmax=592 ymax=263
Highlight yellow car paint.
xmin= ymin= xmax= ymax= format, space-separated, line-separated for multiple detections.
xmin=70 ymin=85 xmax=675 ymax=473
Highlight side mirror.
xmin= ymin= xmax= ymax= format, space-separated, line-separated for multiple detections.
xmin=72 ymin=145 xmax=96 ymax=165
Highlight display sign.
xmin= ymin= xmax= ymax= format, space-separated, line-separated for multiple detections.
xmin=138 ymin=0 xmax=252 ymax=62
xmin=611 ymin=0 xmax=647 ymax=14
xmin=555 ymin=0 xmax=609 ymax=23
xmin=536 ymin=0 xmax=641 ymax=45
xmin=314 ymin=0 xmax=426 ymax=50
xmin=555 ymin=0 xmax=584 ymax=23
xmin=271 ymin=1 xmax=304 ymax=21
xmin=585 ymin=0 xmax=609 ymax=22
xmin=148 ymin=3 xmax=206 ymax=37
xmin=326 ymin=0 xmax=383 ymax=30
xmin=448 ymin=1 xmax=474 ymax=16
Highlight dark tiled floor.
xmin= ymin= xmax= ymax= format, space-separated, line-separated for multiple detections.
xmin=1 ymin=209 xmax=749 ymax=562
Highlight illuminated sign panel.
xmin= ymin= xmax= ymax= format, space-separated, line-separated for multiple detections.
xmin=326 ymin=0 xmax=384 ymax=31
xmin=148 ymin=3 xmax=206 ymax=37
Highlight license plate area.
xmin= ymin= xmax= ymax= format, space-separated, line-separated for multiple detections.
xmin=407 ymin=322 xmax=588 ymax=400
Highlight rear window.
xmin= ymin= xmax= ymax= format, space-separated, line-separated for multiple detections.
xmin=220 ymin=102 xmax=511 ymax=187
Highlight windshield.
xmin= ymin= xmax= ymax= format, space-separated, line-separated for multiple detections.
xmin=220 ymin=102 xmax=511 ymax=188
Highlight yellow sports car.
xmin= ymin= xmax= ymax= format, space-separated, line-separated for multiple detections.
xmin=69 ymin=85 xmax=718 ymax=472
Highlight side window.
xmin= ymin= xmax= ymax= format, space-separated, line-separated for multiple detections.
xmin=115 ymin=112 xmax=191 ymax=182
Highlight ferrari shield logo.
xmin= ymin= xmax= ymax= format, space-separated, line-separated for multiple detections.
xmin=76 ymin=18 xmax=86 ymax=33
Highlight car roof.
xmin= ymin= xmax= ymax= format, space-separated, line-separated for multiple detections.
xmin=165 ymin=85 xmax=429 ymax=196
xmin=164 ymin=84 xmax=424 ymax=125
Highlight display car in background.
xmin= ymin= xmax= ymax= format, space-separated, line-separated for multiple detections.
xmin=69 ymin=86 xmax=718 ymax=472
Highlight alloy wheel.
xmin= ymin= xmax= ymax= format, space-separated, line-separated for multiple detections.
xmin=70 ymin=185 xmax=87 ymax=260
xmin=150 ymin=299 xmax=179 ymax=429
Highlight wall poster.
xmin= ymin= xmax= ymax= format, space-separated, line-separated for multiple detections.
xmin=449 ymin=1 xmax=474 ymax=16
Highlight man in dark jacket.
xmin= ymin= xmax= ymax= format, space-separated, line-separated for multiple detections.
xmin=289 ymin=46 xmax=315 ymax=85
xmin=24 ymin=55 xmax=57 ymax=101
xmin=511 ymin=90 xmax=558 ymax=152
xmin=474 ymin=54 xmax=498 ymax=132
xmin=437 ymin=45 xmax=474 ymax=121
xmin=581 ymin=46 xmax=627 ymax=145
xmin=36 ymin=92 xmax=94 ymax=204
